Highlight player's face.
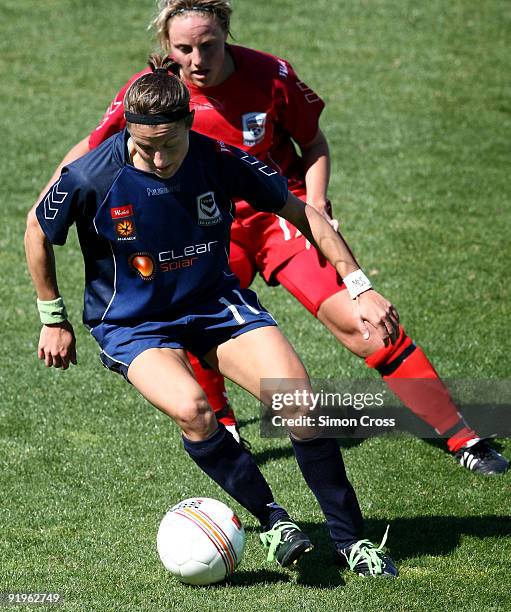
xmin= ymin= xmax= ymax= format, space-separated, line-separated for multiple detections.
xmin=128 ymin=121 xmax=191 ymax=179
xmin=167 ymin=14 xmax=231 ymax=88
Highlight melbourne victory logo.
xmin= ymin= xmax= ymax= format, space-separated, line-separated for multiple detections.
xmin=197 ymin=191 xmax=221 ymax=226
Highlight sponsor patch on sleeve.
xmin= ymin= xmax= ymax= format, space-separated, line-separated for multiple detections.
xmin=111 ymin=204 xmax=134 ymax=219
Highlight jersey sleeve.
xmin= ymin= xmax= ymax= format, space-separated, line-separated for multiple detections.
xmin=274 ymin=59 xmax=325 ymax=147
xmin=35 ymin=165 xmax=96 ymax=246
xmin=216 ymin=141 xmax=288 ymax=212
xmin=88 ymin=69 xmax=148 ymax=149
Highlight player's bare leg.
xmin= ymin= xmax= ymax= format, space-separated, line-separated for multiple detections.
xmin=206 ymin=326 xmax=397 ymax=575
xmin=317 ymin=288 xmax=389 ymax=353
xmin=205 ymin=326 xmax=310 ymax=417
xmin=127 ymin=345 xmax=302 ymax=561
xmin=317 ymin=289 xmax=508 ymax=474
xmin=186 ymin=352 xmax=241 ymax=442
xmin=127 ymin=347 xmax=216 ymax=441
xmin=317 ymin=290 xmax=477 ymax=438
xmin=317 ymin=289 xmax=385 ymax=357
xmin=182 ymin=242 xmax=259 ymax=444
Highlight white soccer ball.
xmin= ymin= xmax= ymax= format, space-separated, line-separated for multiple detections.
xmin=157 ymin=497 xmax=245 ymax=585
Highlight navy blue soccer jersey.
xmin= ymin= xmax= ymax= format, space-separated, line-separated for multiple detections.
xmin=36 ymin=129 xmax=288 ymax=325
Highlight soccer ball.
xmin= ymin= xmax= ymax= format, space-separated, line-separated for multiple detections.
xmin=157 ymin=497 xmax=245 ymax=585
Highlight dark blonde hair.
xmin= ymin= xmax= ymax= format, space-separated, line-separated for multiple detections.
xmin=124 ymin=54 xmax=192 ymax=125
xmin=151 ymin=0 xmax=232 ymax=53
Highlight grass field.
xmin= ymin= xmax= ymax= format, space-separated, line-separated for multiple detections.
xmin=1 ymin=0 xmax=510 ymax=610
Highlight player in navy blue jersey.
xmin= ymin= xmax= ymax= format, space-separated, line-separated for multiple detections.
xmin=25 ymin=55 xmax=401 ymax=577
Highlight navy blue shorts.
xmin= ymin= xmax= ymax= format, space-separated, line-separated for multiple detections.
xmin=89 ymin=287 xmax=277 ymax=378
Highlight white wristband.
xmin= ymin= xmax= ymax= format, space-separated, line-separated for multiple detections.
xmin=343 ymin=269 xmax=372 ymax=299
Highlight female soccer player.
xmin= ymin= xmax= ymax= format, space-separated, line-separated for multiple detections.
xmin=25 ymin=57 xmax=400 ymax=577
xmin=32 ymin=0 xmax=508 ymax=475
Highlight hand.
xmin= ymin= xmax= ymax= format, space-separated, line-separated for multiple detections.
xmin=307 ymin=199 xmax=337 ymax=224
xmin=351 ymin=290 xmax=400 ymax=345
xmin=38 ymin=320 xmax=77 ymax=370
xmin=328 ymin=217 xmax=339 ymax=232
xmin=322 ymin=200 xmax=340 ymax=231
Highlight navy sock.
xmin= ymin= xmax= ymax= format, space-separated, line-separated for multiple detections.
xmin=291 ymin=437 xmax=363 ymax=548
xmin=183 ymin=424 xmax=288 ymax=529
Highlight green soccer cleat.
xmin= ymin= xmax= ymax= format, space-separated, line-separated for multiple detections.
xmin=260 ymin=519 xmax=313 ymax=567
xmin=336 ymin=525 xmax=398 ymax=577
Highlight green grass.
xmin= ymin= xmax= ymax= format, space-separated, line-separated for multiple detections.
xmin=1 ymin=0 xmax=510 ymax=610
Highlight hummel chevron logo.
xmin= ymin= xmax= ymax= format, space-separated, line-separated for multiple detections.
xmin=44 ymin=178 xmax=68 ymax=220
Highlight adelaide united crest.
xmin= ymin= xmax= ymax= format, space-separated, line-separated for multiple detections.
xmin=242 ymin=112 xmax=267 ymax=146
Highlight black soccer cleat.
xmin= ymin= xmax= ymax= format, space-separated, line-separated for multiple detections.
xmin=335 ymin=526 xmax=398 ymax=577
xmin=260 ymin=519 xmax=313 ymax=567
xmin=455 ymin=438 xmax=509 ymax=475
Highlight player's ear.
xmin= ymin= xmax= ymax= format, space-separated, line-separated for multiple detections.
xmin=184 ymin=110 xmax=195 ymax=130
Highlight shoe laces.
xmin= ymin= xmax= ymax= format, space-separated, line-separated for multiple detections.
xmin=260 ymin=520 xmax=300 ymax=562
xmin=465 ymin=438 xmax=494 ymax=458
xmin=344 ymin=525 xmax=390 ymax=576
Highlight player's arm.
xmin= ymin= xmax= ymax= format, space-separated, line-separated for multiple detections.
xmin=300 ymin=128 xmax=331 ymax=219
xmin=278 ymin=193 xmax=399 ymax=343
xmin=25 ymin=190 xmax=78 ymax=370
xmin=218 ymin=142 xmax=397 ymax=341
xmin=30 ymin=138 xmax=90 ymax=216
xmin=276 ymin=61 xmax=334 ymax=221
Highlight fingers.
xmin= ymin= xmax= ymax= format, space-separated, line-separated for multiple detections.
xmin=357 ymin=311 xmax=396 ymax=344
xmin=390 ymin=312 xmax=400 ymax=342
xmin=387 ymin=303 xmax=400 ymax=340
xmin=386 ymin=303 xmax=400 ymax=330
xmin=69 ymin=345 xmax=78 ymax=366
xmin=52 ymin=353 xmax=63 ymax=369
xmin=38 ymin=323 xmax=76 ymax=371
xmin=329 ymin=218 xmax=339 ymax=232
xmin=358 ymin=320 xmax=370 ymax=341
xmin=354 ymin=293 xmax=401 ymax=344
xmin=38 ymin=345 xmax=76 ymax=370
xmin=378 ymin=305 xmax=400 ymax=345
xmin=378 ymin=320 xmax=392 ymax=347
xmin=39 ymin=349 xmax=64 ymax=369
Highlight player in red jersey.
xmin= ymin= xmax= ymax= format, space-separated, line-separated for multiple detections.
xmin=33 ymin=0 xmax=508 ymax=475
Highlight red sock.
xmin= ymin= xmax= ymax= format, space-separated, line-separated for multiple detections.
xmin=187 ymin=352 xmax=237 ymax=427
xmin=365 ymin=326 xmax=477 ymax=451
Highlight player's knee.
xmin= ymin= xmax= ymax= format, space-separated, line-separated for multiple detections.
xmin=174 ymin=395 xmax=215 ymax=438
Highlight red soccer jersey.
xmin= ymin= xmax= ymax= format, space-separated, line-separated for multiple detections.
xmin=89 ymin=45 xmax=324 ymax=218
